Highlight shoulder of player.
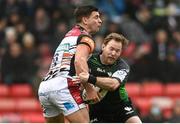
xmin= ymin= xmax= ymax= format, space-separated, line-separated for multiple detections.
xmin=76 ymin=34 xmax=95 ymax=53
xmin=78 ymin=34 xmax=94 ymax=42
xmin=90 ymin=53 xmax=99 ymax=58
xmin=117 ymin=58 xmax=130 ymax=70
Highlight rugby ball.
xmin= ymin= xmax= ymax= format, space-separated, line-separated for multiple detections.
xmin=82 ymin=84 xmax=108 ymax=104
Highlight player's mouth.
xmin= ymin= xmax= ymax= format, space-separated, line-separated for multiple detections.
xmin=108 ymin=56 xmax=116 ymax=61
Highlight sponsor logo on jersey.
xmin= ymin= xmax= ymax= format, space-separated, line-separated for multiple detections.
xmin=124 ymin=106 xmax=132 ymax=111
xmin=63 ymin=102 xmax=75 ymax=110
xmin=97 ymin=68 xmax=112 ymax=76
xmin=124 ymin=106 xmax=134 ymax=115
xmin=97 ymin=68 xmax=105 ymax=73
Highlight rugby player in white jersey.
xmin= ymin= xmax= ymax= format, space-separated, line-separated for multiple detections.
xmin=38 ymin=5 xmax=102 ymax=123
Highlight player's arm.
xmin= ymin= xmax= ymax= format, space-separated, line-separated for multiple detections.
xmin=96 ymin=77 xmax=120 ymax=91
xmin=97 ymin=69 xmax=129 ymax=91
xmin=79 ymin=68 xmax=129 ymax=91
xmin=75 ymin=36 xmax=101 ymax=102
xmin=79 ymin=72 xmax=119 ymax=91
xmin=74 ymin=36 xmax=95 ymax=75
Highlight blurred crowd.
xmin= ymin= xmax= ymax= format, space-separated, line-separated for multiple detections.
xmin=0 ymin=0 xmax=180 ymax=122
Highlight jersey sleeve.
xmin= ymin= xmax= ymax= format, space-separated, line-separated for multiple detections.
xmin=77 ymin=35 xmax=95 ymax=53
xmin=111 ymin=60 xmax=130 ymax=84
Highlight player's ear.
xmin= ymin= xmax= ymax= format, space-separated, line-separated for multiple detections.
xmin=82 ymin=17 xmax=88 ymax=25
xmin=102 ymin=44 xmax=105 ymax=50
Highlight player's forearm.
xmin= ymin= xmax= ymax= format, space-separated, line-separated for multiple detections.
xmin=96 ymin=77 xmax=120 ymax=91
xmin=75 ymin=43 xmax=91 ymax=75
xmin=79 ymin=72 xmax=120 ymax=91
xmin=74 ymin=57 xmax=89 ymax=75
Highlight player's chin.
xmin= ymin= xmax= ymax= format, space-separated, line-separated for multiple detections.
xmin=107 ymin=59 xmax=115 ymax=65
xmin=94 ymin=27 xmax=100 ymax=32
xmin=91 ymin=29 xmax=99 ymax=34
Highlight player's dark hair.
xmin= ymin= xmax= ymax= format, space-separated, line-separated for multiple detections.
xmin=103 ymin=33 xmax=129 ymax=49
xmin=74 ymin=5 xmax=98 ymax=23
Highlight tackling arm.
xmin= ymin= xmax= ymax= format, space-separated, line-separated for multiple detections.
xmin=96 ymin=77 xmax=120 ymax=91
xmin=79 ymin=72 xmax=120 ymax=91
xmin=75 ymin=36 xmax=100 ymax=102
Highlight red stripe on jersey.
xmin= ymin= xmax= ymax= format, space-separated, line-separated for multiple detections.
xmin=67 ymin=78 xmax=84 ymax=105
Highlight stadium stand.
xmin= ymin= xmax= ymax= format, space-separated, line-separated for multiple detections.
xmin=10 ymin=84 xmax=34 ymax=98
xmin=0 ymin=98 xmax=16 ymax=113
xmin=141 ymin=82 xmax=164 ymax=97
xmin=132 ymin=97 xmax=152 ymax=116
xmin=0 ymin=84 xmax=45 ymax=122
xmin=125 ymin=82 xmax=141 ymax=98
xmin=0 ymin=84 xmax=9 ymax=98
xmin=21 ymin=112 xmax=45 ymax=123
xmin=165 ymin=84 xmax=180 ymax=97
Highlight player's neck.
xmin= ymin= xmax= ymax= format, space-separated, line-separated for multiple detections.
xmin=77 ymin=23 xmax=90 ymax=34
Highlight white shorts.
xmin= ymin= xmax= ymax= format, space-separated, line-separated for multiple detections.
xmin=38 ymin=76 xmax=86 ymax=117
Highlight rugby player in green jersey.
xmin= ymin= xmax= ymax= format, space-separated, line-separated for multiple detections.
xmin=79 ymin=33 xmax=142 ymax=123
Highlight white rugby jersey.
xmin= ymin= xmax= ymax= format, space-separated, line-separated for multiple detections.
xmin=43 ymin=25 xmax=95 ymax=81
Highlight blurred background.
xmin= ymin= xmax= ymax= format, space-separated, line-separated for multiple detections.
xmin=0 ymin=0 xmax=180 ymax=123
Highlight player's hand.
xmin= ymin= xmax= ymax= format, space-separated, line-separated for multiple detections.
xmin=72 ymin=76 xmax=81 ymax=84
xmin=79 ymin=72 xmax=89 ymax=83
xmin=84 ymin=83 xmax=101 ymax=104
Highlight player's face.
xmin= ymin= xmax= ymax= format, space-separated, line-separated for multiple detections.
xmin=101 ymin=39 xmax=122 ymax=65
xmin=86 ymin=11 xmax=102 ymax=34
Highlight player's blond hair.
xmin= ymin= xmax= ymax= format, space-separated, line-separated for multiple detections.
xmin=103 ymin=33 xmax=129 ymax=49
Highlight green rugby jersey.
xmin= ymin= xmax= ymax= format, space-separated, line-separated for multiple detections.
xmin=88 ymin=53 xmax=130 ymax=106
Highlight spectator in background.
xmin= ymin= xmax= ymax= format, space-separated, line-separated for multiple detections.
xmin=0 ymin=18 xmax=7 ymax=57
xmin=22 ymin=32 xmax=40 ymax=78
xmin=1 ymin=42 xmax=31 ymax=85
xmin=134 ymin=5 xmax=154 ymax=39
xmin=15 ymin=21 xmax=27 ymax=44
xmin=173 ymin=29 xmax=180 ymax=62
xmin=172 ymin=29 xmax=180 ymax=82
xmin=22 ymin=32 xmax=41 ymax=96
xmin=4 ymin=0 xmax=20 ymax=17
xmin=130 ymin=42 xmax=152 ymax=81
xmin=150 ymin=29 xmax=170 ymax=82
xmin=5 ymin=27 xmax=17 ymax=43
xmin=7 ymin=11 xmax=21 ymax=26
xmin=1 ymin=27 xmax=18 ymax=53
xmin=30 ymin=7 xmax=51 ymax=45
